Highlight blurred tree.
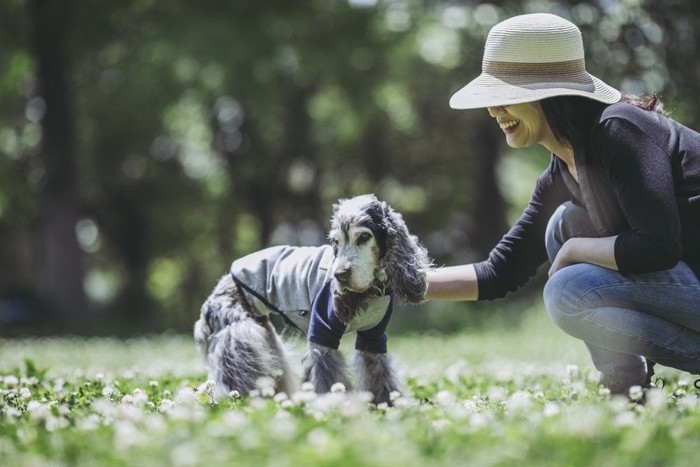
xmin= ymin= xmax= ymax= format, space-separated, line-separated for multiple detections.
xmin=1 ymin=0 xmax=699 ymax=335
xmin=29 ymin=0 xmax=87 ymax=331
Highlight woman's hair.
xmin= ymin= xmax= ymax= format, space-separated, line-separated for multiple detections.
xmin=540 ymin=94 xmax=667 ymax=146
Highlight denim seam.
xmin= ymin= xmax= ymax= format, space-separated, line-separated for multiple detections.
xmin=580 ymin=312 xmax=700 ymax=363
xmin=575 ymin=282 xmax=700 ymax=310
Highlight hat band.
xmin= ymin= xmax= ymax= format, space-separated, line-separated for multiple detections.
xmin=483 ymin=58 xmax=585 ymax=76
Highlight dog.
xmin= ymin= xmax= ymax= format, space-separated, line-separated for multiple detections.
xmin=194 ymin=194 xmax=432 ymax=404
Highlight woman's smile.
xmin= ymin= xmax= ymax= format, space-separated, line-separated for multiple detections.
xmin=487 ymin=101 xmax=557 ymax=151
xmin=498 ymin=119 xmax=520 ymax=133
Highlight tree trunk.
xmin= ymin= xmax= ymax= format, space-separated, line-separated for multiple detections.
xmin=30 ymin=0 xmax=88 ymax=331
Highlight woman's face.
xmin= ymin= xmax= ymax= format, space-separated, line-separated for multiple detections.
xmin=487 ymin=101 xmax=552 ymax=149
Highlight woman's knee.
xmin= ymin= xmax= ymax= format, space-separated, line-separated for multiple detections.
xmin=543 ymin=264 xmax=602 ymax=329
xmin=545 ymin=202 xmax=597 ymax=263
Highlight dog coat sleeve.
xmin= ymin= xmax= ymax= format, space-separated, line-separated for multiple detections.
xmin=307 ymin=281 xmax=347 ymax=350
xmin=355 ymin=294 xmax=394 ymax=354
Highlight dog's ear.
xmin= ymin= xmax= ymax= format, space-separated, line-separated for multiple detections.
xmin=379 ymin=201 xmax=432 ymax=303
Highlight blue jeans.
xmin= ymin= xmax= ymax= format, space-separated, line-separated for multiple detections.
xmin=543 ymin=202 xmax=700 ymax=390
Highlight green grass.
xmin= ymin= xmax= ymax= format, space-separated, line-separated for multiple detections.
xmin=1 ymin=303 xmax=699 ymax=466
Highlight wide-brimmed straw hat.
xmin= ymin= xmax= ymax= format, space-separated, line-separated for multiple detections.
xmin=449 ymin=13 xmax=621 ymax=110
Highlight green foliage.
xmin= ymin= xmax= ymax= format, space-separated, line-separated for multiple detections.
xmin=1 ymin=310 xmax=700 ymax=466
xmin=1 ymin=0 xmax=699 ymax=333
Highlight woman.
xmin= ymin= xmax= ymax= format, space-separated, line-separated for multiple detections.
xmin=425 ymin=13 xmax=700 ymax=394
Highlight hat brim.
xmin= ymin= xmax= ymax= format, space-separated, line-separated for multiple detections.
xmin=449 ymin=71 xmax=621 ymax=109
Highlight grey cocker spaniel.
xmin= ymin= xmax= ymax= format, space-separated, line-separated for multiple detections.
xmin=194 ymin=194 xmax=432 ymax=405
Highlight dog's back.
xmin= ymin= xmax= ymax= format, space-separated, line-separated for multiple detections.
xmin=231 ymin=245 xmax=335 ymax=333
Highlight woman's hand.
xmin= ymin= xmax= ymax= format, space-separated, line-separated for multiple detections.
xmin=548 ymin=236 xmax=619 ymax=277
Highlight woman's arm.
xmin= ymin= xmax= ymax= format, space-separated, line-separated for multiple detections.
xmin=548 ymin=236 xmax=618 ymax=277
xmin=424 ymin=264 xmax=479 ymax=301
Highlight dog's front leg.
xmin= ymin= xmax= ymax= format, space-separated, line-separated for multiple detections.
xmin=303 ymin=342 xmax=353 ymax=393
xmin=355 ymin=350 xmax=401 ymax=405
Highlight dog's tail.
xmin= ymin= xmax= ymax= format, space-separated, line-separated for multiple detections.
xmin=206 ymin=318 xmax=294 ymax=397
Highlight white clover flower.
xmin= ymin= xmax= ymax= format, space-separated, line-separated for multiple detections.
xmin=26 ymin=400 xmax=49 ymax=424
xmin=628 ymin=385 xmax=644 ymax=402
xmin=435 ymin=390 xmax=456 ymax=407
xmin=229 ymin=390 xmax=241 ymax=400
xmin=19 ymin=387 xmax=32 ymax=401
xmin=487 ymin=386 xmax=507 ymax=403
xmin=679 ymin=393 xmax=698 ymax=410
xmin=330 ymin=382 xmax=346 ymax=393
xmin=507 ymin=391 xmax=533 ymax=412
xmin=463 ymin=399 xmax=480 ymax=412
xmin=376 ymin=402 xmax=389 ymax=411
xmin=644 ymin=388 xmax=667 ymax=411
xmin=389 ymin=390 xmax=401 ymax=402
xmin=598 ymin=387 xmax=611 ymax=397
xmin=198 ymin=379 xmax=216 ymax=395
xmin=673 ymin=388 xmax=687 ymax=398
xmin=273 ymin=392 xmax=289 ymax=403
xmin=158 ymin=399 xmax=175 ymax=413
xmin=301 ymin=381 xmax=315 ymax=392
xmin=121 ymin=395 xmax=135 ymax=405
xmin=175 ymin=387 xmax=197 ymax=405
xmin=255 ymin=376 xmax=276 ymax=391
xmin=26 ymin=377 xmax=39 ymax=387
xmin=566 ymin=364 xmax=579 ymax=380
xmin=292 ymin=390 xmax=317 ymax=406
xmin=95 ymin=373 xmax=105 ymax=380
xmin=543 ymin=402 xmax=560 ymax=418
xmin=149 ymin=380 xmax=159 ymax=388
xmin=4 ymin=375 xmax=19 ymax=388
xmin=130 ymin=389 xmax=148 ymax=406
xmin=45 ymin=415 xmax=69 ymax=432
xmin=279 ymin=399 xmax=294 ymax=409
xmin=117 ymin=404 xmax=144 ymax=423
xmin=102 ymin=386 xmax=115 ymax=398
xmin=4 ymin=406 xmax=21 ymax=421
xmin=678 ymin=379 xmax=689 ymax=388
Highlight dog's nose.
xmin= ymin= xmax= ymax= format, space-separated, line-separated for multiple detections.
xmin=334 ymin=267 xmax=351 ymax=283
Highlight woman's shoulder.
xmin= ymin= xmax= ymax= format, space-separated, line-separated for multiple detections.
xmin=598 ymin=102 xmax=655 ymax=125
xmin=592 ymin=102 xmax=678 ymax=146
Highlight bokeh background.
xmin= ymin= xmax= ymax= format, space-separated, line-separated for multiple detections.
xmin=1 ymin=0 xmax=698 ymax=336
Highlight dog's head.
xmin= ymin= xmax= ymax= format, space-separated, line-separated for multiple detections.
xmin=328 ymin=194 xmax=432 ymax=308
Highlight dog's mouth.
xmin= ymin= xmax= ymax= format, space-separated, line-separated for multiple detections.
xmin=335 ymin=277 xmax=385 ymax=296
xmin=336 ymin=282 xmax=371 ymax=294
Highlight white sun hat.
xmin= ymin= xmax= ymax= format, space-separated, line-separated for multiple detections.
xmin=449 ymin=13 xmax=621 ymax=110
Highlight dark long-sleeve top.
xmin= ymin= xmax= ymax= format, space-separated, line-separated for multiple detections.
xmin=475 ymin=102 xmax=700 ymax=300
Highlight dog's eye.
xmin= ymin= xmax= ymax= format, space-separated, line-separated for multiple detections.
xmin=356 ymin=232 xmax=372 ymax=244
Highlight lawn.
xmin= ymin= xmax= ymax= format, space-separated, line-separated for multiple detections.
xmin=1 ymin=302 xmax=699 ymax=466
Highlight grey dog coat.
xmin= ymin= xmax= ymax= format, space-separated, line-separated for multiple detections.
xmin=230 ymin=245 xmax=393 ymax=353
